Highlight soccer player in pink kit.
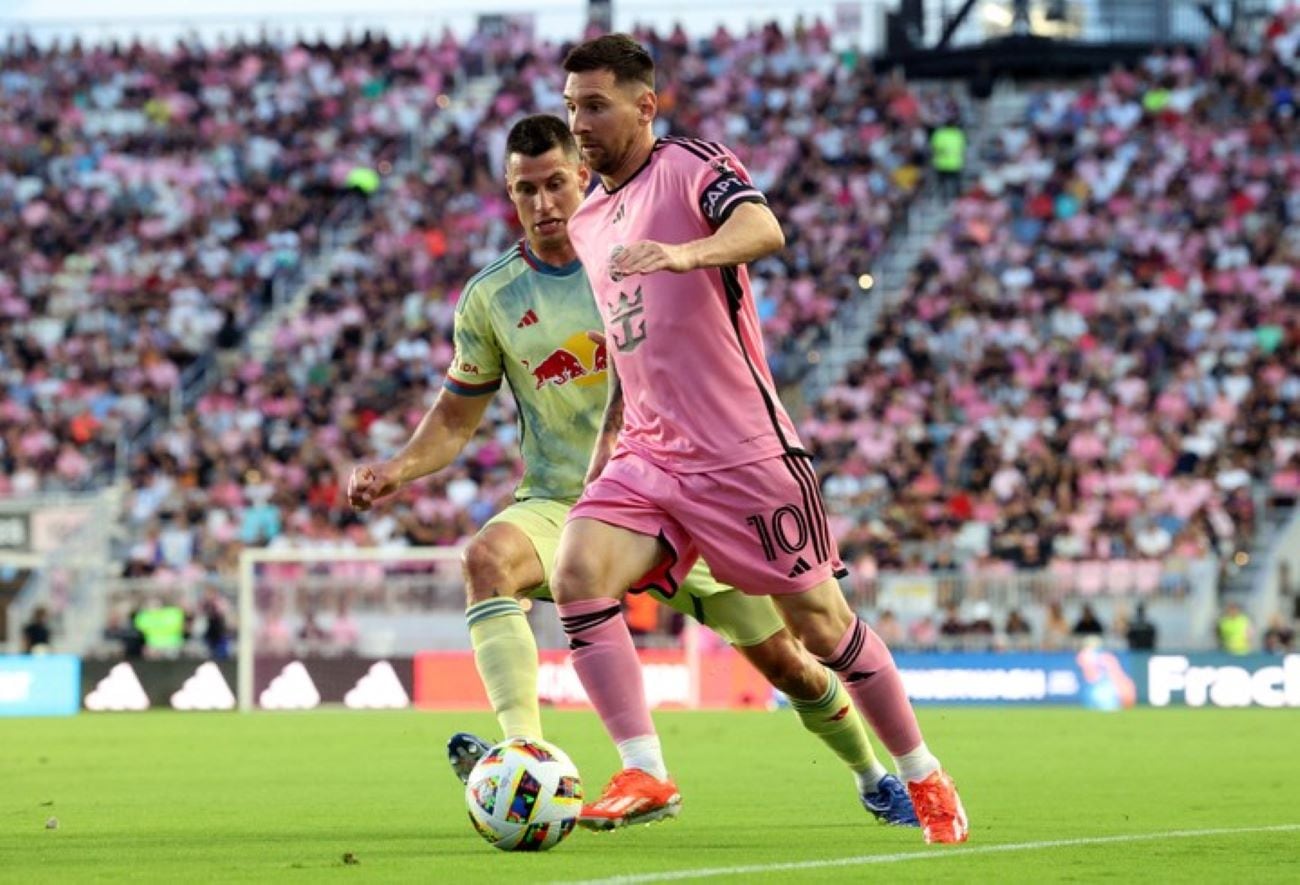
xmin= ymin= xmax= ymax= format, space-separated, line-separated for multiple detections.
xmin=551 ymin=35 xmax=968 ymax=844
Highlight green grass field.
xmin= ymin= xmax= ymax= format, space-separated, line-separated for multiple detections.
xmin=4 ymin=707 xmax=1298 ymax=883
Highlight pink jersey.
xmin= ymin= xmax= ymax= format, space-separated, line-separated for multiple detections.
xmin=567 ymin=136 xmax=804 ymax=473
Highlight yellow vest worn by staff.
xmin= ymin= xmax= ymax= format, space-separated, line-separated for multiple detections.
xmin=1218 ymin=612 xmax=1251 ymax=655
xmin=931 ymin=126 xmax=967 ymax=173
xmin=135 ymin=606 xmax=186 ymax=650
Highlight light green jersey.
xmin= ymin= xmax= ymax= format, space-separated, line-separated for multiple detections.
xmin=445 ymin=240 xmax=608 ymax=502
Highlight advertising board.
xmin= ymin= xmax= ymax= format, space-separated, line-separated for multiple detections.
xmin=0 ymin=654 xmax=80 ymax=717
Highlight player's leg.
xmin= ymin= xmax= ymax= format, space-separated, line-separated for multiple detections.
xmin=552 ymin=453 xmax=694 ymax=828
xmin=670 ymin=455 xmax=966 ymax=843
xmin=449 ymin=502 xmax=560 ymax=782
xmin=771 ymin=580 xmax=967 ymax=844
xmin=741 ymin=633 xmax=918 ymax=826
xmin=665 ymin=455 xmax=934 ymax=770
xmin=463 ymin=504 xmax=559 ymax=737
xmin=673 ymin=570 xmax=916 ymax=826
xmin=552 ymin=515 xmax=681 ymax=828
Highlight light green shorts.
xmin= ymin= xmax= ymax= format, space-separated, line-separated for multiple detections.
xmin=487 ymin=498 xmax=786 ymax=648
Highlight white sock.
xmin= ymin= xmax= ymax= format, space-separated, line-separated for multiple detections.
xmin=893 ymin=742 xmax=941 ymax=783
xmin=616 ymin=735 xmax=667 ymax=780
xmin=855 ymin=761 xmax=892 ymax=795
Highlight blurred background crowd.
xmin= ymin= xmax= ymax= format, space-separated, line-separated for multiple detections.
xmin=3 ymin=6 xmax=1298 ymax=658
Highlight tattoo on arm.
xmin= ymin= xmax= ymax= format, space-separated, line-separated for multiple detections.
xmin=602 ymin=362 xmax=624 ymax=437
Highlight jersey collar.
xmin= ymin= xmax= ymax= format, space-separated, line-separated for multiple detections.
xmin=519 ymin=240 xmax=582 ymax=276
xmin=599 ymin=140 xmax=660 ymax=195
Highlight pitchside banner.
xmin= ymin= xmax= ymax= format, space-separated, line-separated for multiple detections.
xmin=82 ymin=659 xmax=238 ymax=711
xmin=1138 ymin=653 xmax=1300 ymax=708
xmin=412 ymin=648 xmax=1135 ymax=710
xmin=82 ymin=657 xmax=415 ymax=711
xmin=0 ymin=654 xmax=80 ymax=717
xmin=894 ymin=650 xmax=1136 ymax=708
xmin=254 ymin=657 xmax=414 ymax=710
xmin=414 ymin=648 xmax=774 ymax=711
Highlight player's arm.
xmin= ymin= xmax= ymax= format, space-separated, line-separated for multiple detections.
xmin=389 ymin=389 xmax=493 ymax=484
xmin=585 ymin=333 xmax=622 ymax=485
xmin=610 ymin=201 xmax=783 ymax=277
xmin=351 ymin=274 xmax=502 ymax=512
xmin=348 ymin=389 xmax=492 ymax=511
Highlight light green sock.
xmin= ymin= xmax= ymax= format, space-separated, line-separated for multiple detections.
xmin=787 ymin=668 xmax=889 ymax=791
xmin=467 ymin=597 xmax=541 ymax=739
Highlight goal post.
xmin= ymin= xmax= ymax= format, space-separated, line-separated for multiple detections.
xmin=234 ymin=544 xmax=772 ymax=714
xmin=236 ymin=546 xmax=466 ymax=712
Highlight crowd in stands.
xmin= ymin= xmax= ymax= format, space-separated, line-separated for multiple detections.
xmin=0 ymin=36 xmax=342 ymax=493
xmin=2 ymin=21 xmax=1297 ymax=652
xmin=0 ymin=26 xmax=606 ymax=501
xmin=812 ymin=34 xmax=1300 ymax=601
xmin=89 ymin=21 xmax=953 ymax=592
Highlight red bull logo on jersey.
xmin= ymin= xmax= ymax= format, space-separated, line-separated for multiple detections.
xmin=523 ymin=331 xmax=608 ymax=390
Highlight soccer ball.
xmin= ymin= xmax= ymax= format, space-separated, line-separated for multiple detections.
xmin=464 ymin=737 xmax=583 ymax=851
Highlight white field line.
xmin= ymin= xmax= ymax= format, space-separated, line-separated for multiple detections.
xmin=554 ymin=823 xmax=1300 ymax=884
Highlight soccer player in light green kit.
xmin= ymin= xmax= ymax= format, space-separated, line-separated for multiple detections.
xmin=346 ymin=114 xmax=917 ymax=826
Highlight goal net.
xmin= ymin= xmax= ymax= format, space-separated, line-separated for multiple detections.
xmin=235 ymin=545 xmax=774 ymax=713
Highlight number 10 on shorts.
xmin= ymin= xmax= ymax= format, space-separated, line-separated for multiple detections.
xmin=746 ymin=506 xmax=812 ymax=562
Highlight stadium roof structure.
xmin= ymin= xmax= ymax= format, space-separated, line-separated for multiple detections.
xmin=877 ymin=0 xmax=1272 ymax=81
xmin=879 ymin=31 xmax=1157 ymax=80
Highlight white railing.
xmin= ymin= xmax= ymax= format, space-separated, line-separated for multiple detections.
xmin=851 ymin=557 xmax=1220 ymax=650
xmin=1 ymin=488 xmax=121 ymax=654
xmin=1251 ymin=508 xmax=1300 ymax=631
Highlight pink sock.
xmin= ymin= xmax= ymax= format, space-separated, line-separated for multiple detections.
xmin=821 ymin=619 xmax=923 ymax=756
xmin=557 ymin=599 xmax=656 ymax=744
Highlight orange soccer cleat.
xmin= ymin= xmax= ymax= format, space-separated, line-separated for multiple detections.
xmin=578 ymin=768 xmax=683 ymax=831
xmin=907 ymin=770 xmax=969 ymax=844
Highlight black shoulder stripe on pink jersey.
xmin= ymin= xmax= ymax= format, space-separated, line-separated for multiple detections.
xmin=659 ymin=136 xmax=712 ymax=162
xmin=696 ymin=138 xmax=727 ymax=158
xmin=671 ymin=135 xmax=725 ymax=159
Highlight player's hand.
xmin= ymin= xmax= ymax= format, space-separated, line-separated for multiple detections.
xmin=347 ymin=461 xmax=403 ymax=512
xmin=609 ymin=240 xmax=693 ymax=279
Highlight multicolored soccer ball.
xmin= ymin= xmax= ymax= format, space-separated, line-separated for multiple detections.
xmin=464 ymin=737 xmax=583 ymax=851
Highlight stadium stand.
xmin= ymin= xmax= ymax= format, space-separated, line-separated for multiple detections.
xmin=102 ymin=23 xmax=952 ymax=579
xmin=813 ymin=31 xmax=1299 ymax=646
xmin=3 ymin=19 xmax=1296 ymax=655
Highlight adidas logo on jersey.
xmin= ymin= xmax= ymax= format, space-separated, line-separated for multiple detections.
xmin=259 ymin=661 xmax=321 ymax=710
xmin=344 ymin=661 xmax=410 ymax=709
xmin=516 ymin=309 xmax=539 ymax=328
xmin=612 ymin=202 xmax=626 ymax=224
xmin=787 ymin=557 xmax=812 ymax=578
xmin=171 ymin=662 xmax=236 ymax=711
xmin=85 ymin=663 xmax=150 ymax=712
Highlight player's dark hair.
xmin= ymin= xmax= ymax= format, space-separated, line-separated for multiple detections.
xmin=505 ymin=114 xmax=579 ymax=164
xmin=562 ymin=33 xmax=655 ymax=90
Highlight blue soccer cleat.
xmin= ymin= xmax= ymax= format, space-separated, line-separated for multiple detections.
xmin=447 ymin=731 xmax=491 ymax=784
xmin=861 ymin=773 xmax=920 ymax=827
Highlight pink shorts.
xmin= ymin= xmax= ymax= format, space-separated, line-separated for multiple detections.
xmin=569 ymin=448 xmax=846 ymax=596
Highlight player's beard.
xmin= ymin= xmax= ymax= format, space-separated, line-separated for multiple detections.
xmin=580 ymin=141 xmax=617 ymax=176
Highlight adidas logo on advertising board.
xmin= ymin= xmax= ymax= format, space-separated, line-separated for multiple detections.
xmin=171 ymin=662 xmax=236 ymax=711
xmin=85 ymin=662 xmax=150 ymax=712
xmin=259 ymin=661 xmax=321 ymax=710
xmin=344 ymin=661 xmax=410 ymax=709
